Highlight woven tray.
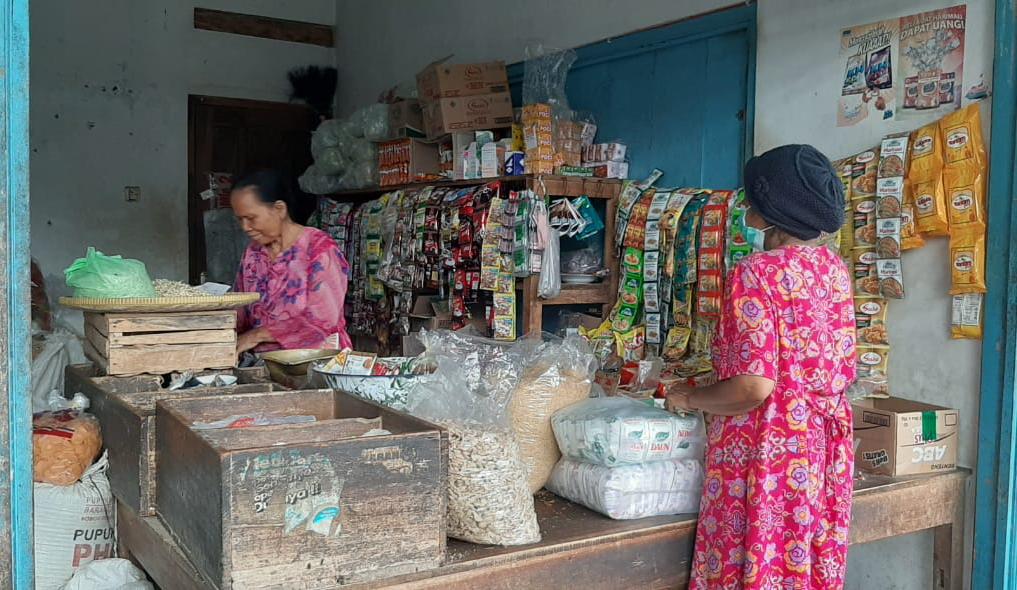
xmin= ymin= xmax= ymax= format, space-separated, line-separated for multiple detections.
xmin=59 ymin=292 xmax=260 ymax=313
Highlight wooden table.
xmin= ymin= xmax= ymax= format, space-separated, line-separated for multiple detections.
xmin=119 ymin=469 xmax=969 ymax=590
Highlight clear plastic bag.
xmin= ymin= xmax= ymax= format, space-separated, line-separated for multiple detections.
xmin=508 ymin=334 xmax=597 ymax=493
xmin=546 ymin=457 xmax=703 ymax=519
xmin=551 ymin=396 xmax=706 ymax=467
xmin=562 ymin=247 xmax=603 ymax=274
xmin=538 ymin=228 xmax=561 ymax=299
xmin=522 ymin=45 xmax=577 ymax=119
xmin=315 ymin=147 xmax=349 ymax=176
xmin=298 ymin=165 xmax=343 ymax=195
xmin=310 ymin=120 xmax=344 ymax=157
xmin=359 ymin=103 xmax=390 ymax=141
xmin=64 ymin=248 xmax=156 ymax=299
xmin=407 ymin=330 xmax=540 ymax=545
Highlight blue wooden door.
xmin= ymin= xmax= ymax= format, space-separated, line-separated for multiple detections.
xmin=510 ymin=5 xmax=755 ymax=189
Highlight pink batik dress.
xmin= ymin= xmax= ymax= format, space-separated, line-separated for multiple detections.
xmin=235 ymin=227 xmax=352 ymax=353
xmin=691 ymin=245 xmax=857 ymax=590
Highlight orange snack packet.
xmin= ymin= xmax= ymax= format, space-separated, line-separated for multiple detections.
xmin=913 ymin=176 xmax=950 ymax=236
xmin=33 ymin=410 xmax=103 ymax=486
xmin=943 ymin=162 xmax=986 ymax=234
xmin=940 ymin=103 xmax=987 ymax=166
xmin=908 ymin=122 xmax=944 ymax=182
xmin=901 ymin=180 xmax=925 ymax=250
xmin=949 ymin=231 xmax=987 ymax=295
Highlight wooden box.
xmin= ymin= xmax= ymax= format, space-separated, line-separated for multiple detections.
xmin=83 ymin=311 xmax=237 ymax=376
xmin=66 ymin=364 xmax=282 ymax=516
xmin=156 ymin=390 xmax=447 ymax=589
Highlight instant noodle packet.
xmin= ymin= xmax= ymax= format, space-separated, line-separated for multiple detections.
xmin=949 ymin=231 xmax=988 ymax=294
xmin=856 ymin=344 xmax=890 ymax=397
xmin=855 ymin=298 xmax=890 ymax=346
xmin=615 ymin=326 xmax=646 ymax=362
xmin=851 ymin=148 xmax=879 ymax=199
xmin=853 ymin=248 xmax=881 ymax=298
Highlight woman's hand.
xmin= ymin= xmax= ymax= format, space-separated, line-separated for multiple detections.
xmin=236 ymin=328 xmax=269 ymax=355
xmin=665 ymin=384 xmax=696 ymax=414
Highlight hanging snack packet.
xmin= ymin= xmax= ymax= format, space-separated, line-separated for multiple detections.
xmin=856 ymin=344 xmax=890 ymax=397
xmin=900 ymin=180 xmax=925 ymax=251
xmin=943 ymin=162 xmax=987 ymax=234
xmin=949 ymin=232 xmax=988 ymax=294
xmin=951 ymin=293 xmax=983 ymax=340
xmin=853 ymin=248 xmax=881 ymax=298
xmin=851 ymin=148 xmax=879 ymax=199
xmin=855 ymin=298 xmax=890 ymax=346
xmin=940 ymin=103 xmax=987 ymax=166
xmin=852 ymin=195 xmax=878 ymax=248
xmin=908 ymin=122 xmax=944 ymax=182
xmin=615 ymin=326 xmax=646 ymax=362
xmin=913 ymin=176 xmax=950 ymax=236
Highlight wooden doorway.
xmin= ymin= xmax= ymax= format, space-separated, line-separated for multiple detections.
xmin=187 ymin=95 xmax=318 ymax=283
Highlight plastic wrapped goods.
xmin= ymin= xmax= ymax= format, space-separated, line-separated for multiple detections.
xmin=33 ymin=410 xmax=103 ymax=486
xmin=64 ymin=248 xmax=156 ymax=299
xmin=408 ymin=330 xmax=540 ymax=545
xmin=552 ymin=396 xmax=706 ymax=467
xmin=509 ymin=335 xmax=596 ymax=493
xmin=546 ymin=457 xmax=704 ymax=519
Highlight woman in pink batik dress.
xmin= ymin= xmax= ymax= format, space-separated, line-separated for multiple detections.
xmin=667 ymin=145 xmax=857 ymax=589
xmin=230 ymin=170 xmax=352 ymax=355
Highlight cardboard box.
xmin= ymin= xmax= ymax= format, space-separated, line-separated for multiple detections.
xmin=421 ymin=92 xmax=514 ymax=139
xmin=387 ymin=100 xmax=424 ymax=138
xmin=378 ymin=138 xmax=440 ymax=186
xmin=409 ymin=296 xmax=453 ymax=331
xmin=853 ymin=397 xmax=959 ymax=477
xmin=417 ymin=61 xmax=508 ymax=102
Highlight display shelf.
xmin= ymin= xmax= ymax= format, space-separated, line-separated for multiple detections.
xmin=327 ymin=174 xmax=623 ymax=200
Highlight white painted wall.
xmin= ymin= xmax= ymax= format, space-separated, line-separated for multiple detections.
xmin=334 ymin=1 xmax=991 ymax=589
xmin=30 ymin=0 xmax=335 ymax=291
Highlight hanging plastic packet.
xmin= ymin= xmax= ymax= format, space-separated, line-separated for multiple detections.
xmin=943 ymin=162 xmax=986 ymax=235
xmin=900 ymin=181 xmax=925 ymax=251
xmin=855 ymin=298 xmax=889 ymax=345
xmin=573 ymin=195 xmax=605 ymax=240
xmin=951 ymin=293 xmax=983 ymax=339
xmin=949 ymin=231 xmax=987 ymax=294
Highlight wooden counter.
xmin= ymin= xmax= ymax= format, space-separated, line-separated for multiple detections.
xmin=119 ymin=469 xmax=968 ymax=590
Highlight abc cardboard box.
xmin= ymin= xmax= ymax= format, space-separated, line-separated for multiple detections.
xmin=852 ymin=397 xmax=959 ymax=477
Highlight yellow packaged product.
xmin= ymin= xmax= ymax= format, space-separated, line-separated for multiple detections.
xmin=943 ymin=162 xmax=986 ymax=233
xmin=615 ymin=326 xmax=646 ymax=362
xmin=900 ymin=180 xmax=924 ymax=250
xmin=855 ymin=298 xmax=889 ymax=345
xmin=852 ymin=247 xmax=880 ymax=298
xmin=949 ymin=231 xmax=987 ymax=294
xmin=907 ymin=122 xmax=944 ymax=182
xmin=913 ymin=176 xmax=950 ymax=236
xmin=851 ymin=149 xmax=879 ymax=198
xmin=951 ymin=293 xmax=983 ymax=340
xmin=940 ymin=103 xmax=987 ymax=166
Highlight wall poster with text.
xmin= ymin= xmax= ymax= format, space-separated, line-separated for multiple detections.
xmin=838 ymin=5 xmax=966 ymax=127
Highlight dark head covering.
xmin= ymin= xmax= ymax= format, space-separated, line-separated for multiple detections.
xmin=743 ymin=144 xmax=845 ymax=240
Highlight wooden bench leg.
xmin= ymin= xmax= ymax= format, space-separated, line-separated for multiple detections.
xmin=932 ymin=491 xmax=965 ymax=590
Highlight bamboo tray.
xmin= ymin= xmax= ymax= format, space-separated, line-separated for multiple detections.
xmin=59 ymin=293 xmax=259 ymax=313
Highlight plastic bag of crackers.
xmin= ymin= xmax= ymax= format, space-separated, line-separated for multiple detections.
xmin=33 ymin=409 xmax=102 ymax=486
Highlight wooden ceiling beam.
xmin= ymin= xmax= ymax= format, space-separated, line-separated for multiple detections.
xmin=193 ymin=8 xmax=334 ymax=48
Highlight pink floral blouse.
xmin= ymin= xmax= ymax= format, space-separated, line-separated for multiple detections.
xmin=235 ymin=227 xmax=352 ymax=352
xmin=691 ymin=245 xmax=857 ymax=590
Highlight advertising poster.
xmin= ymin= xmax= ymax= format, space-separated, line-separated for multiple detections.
xmin=837 ymin=5 xmax=966 ymax=127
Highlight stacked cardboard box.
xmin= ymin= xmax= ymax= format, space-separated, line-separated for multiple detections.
xmin=417 ymin=61 xmax=513 ymax=139
xmin=378 ymin=138 xmax=440 ymax=186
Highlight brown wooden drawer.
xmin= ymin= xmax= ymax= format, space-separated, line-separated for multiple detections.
xmin=155 ymin=390 xmax=447 ymax=589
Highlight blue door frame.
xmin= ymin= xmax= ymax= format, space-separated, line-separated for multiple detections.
xmin=973 ymin=0 xmax=1017 ymax=587
xmin=1 ymin=0 xmax=33 ymax=588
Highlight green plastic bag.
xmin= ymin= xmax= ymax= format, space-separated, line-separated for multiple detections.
xmin=64 ymin=248 xmax=157 ymax=298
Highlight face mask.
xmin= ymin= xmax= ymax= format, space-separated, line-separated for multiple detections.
xmin=741 ymin=217 xmax=774 ymax=252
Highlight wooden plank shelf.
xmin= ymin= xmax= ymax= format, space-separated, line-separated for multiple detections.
xmin=328 ymin=174 xmax=622 ymax=201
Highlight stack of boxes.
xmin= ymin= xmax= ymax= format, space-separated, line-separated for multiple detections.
xmin=416 ymin=61 xmax=513 ymax=139
xmin=522 ymin=104 xmax=555 ymax=175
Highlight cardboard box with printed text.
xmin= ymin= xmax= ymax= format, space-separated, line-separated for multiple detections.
xmin=852 ymin=396 xmax=959 ymax=477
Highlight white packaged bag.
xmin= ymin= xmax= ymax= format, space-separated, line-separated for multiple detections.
xmin=35 ymin=452 xmax=115 ymax=590
xmin=60 ymin=559 xmax=152 ymax=590
xmin=546 ymin=457 xmax=704 ymax=519
xmin=551 ymin=396 xmax=706 ymax=466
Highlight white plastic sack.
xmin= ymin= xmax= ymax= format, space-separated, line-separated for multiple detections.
xmin=35 ymin=452 xmax=115 ymax=590
xmin=298 ymin=165 xmax=343 ymax=195
xmin=60 ymin=559 xmax=152 ymax=590
xmin=551 ymin=396 xmax=706 ymax=466
xmin=546 ymin=457 xmax=703 ymax=519
xmin=32 ymin=330 xmax=86 ymax=413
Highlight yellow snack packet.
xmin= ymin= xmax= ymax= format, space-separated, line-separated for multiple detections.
xmin=951 ymin=293 xmax=983 ymax=340
xmin=901 ymin=180 xmax=925 ymax=250
xmin=943 ymin=162 xmax=986 ymax=234
xmin=908 ymin=122 xmax=944 ymax=182
xmin=949 ymin=231 xmax=987 ymax=294
xmin=913 ymin=176 xmax=950 ymax=236
xmin=940 ymin=103 xmax=987 ymax=166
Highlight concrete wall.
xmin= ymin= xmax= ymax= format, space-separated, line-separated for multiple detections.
xmin=30 ymin=0 xmax=335 ymax=291
xmin=333 ymin=1 xmax=994 ymax=588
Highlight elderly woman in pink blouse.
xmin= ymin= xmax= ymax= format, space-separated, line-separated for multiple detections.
xmin=231 ymin=170 xmax=352 ymax=354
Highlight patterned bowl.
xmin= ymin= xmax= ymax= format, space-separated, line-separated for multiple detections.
xmin=311 ymin=359 xmax=427 ymax=410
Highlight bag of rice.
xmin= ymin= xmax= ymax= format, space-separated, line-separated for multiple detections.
xmin=546 ymin=457 xmax=703 ymax=519
xmin=551 ymin=396 xmax=706 ymax=467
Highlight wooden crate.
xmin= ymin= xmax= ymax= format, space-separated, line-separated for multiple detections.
xmin=83 ymin=311 xmax=237 ymax=376
xmin=156 ymin=390 xmax=447 ymax=589
xmin=66 ymin=364 xmax=282 ymax=516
